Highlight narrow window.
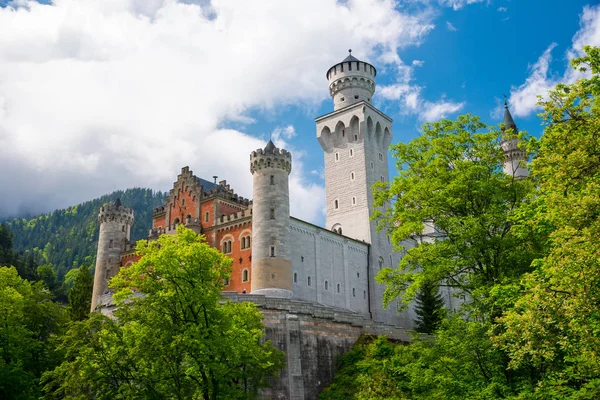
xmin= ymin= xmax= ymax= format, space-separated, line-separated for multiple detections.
xmin=348 ymin=62 xmax=352 ymax=71
xmin=294 ymin=272 xmax=298 ymax=283
xmin=337 ymin=283 xmax=340 ymax=293
xmin=354 ymin=95 xmax=359 ymax=100
xmin=181 ymin=198 xmax=185 ymax=206
xmin=334 ymin=199 xmax=339 ymax=209
xmin=364 ymin=291 xmax=366 ymax=299
xmin=380 ymin=176 xmax=385 ymax=183
xmin=335 ymin=152 xmax=339 ymax=161
xmin=270 ymin=246 xmax=275 ymax=257
xmin=308 ymin=276 xmax=311 ymax=286
xmin=270 ymin=175 xmax=274 ymax=185
xmin=341 ymin=63 xmax=344 ymax=72
xmin=352 ymin=196 xmax=356 ymax=205
xmin=342 ymin=129 xmax=345 ymax=137
xmin=350 ymin=172 xmax=355 ymax=181
xmin=370 ymin=162 xmax=374 ymax=170
xmin=270 ymin=208 xmax=275 ymax=219
xmin=109 ymin=239 xmax=113 ymax=248
xmin=338 ymin=227 xmax=342 ymax=235
xmin=353 ymin=288 xmax=356 ymax=297
xmin=242 ymin=269 xmax=249 ymax=282
xmin=246 ymin=236 xmax=251 ymax=248
xmin=325 ymin=280 xmax=329 ymax=291
xmin=224 ymin=279 xmax=229 ymax=286
xmin=205 ymin=211 xmax=209 ymax=223
xmin=354 ymin=134 xmax=358 ymax=141
xmin=267 ymin=161 xmax=271 ymax=167
xmin=122 ymin=225 xmax=125 ymax=232
xmin=389 ymin=254 xmax=393 ymax=265
xmin=349 ymin=149 xmax=354 ymax=157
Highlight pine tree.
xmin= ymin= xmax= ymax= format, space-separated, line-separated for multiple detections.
xmin=414 ymin=280 xmax=445 ymax=334
xmin=67 ymin=264 xmax=94 ymax=321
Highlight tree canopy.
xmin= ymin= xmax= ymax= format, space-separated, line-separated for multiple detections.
xmin=44 ymin=226 xmax=284 ymax=399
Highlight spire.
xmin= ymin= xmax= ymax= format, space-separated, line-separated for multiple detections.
xmin=112 ymin=198 xmax=122 ymax=209
xmin=264 ymin=140 xmax=277 ymax=154
xmin=503 ymin=99 xmax=517 ymax=133
xmin=343 ymin=48 xmax=359 ymax=62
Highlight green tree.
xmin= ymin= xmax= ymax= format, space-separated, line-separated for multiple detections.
xmin=373 ymin=114 xmax=536 ymax=315
xmin=67 ymin=264 xmax=94 ymax=321
xmin=44 ymin=226 xmax=284 ymax=399
xmin=0 ymin=266 xmax=67 ymax=400
xmin=494 ymin=46 xmax=600 ymax=399
xmin=413 ymin=280 xmax=445 ymax=334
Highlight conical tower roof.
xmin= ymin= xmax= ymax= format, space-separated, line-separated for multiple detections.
xmin=112 ymin=198 xmax=122 ymax=209
xmin=503 ymin=101 xmax=517 ymax=132
xmin=264 ymin=140 xmax=277 ymax=154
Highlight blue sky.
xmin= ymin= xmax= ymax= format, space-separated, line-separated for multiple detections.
xmin=0 ymin=0 xmax=598 ymax=224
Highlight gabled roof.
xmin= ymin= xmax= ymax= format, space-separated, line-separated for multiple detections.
xmin=195 ymin=177 xmax=224 ymax=193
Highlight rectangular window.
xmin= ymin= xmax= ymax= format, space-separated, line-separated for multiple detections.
xmin=348 ymin=62 xmax=352 ymax=71
xmin=270 ymin=246 xmax=276 ymax=257
xmin=109 ymin=239 xmax=113 ymax=248
xmin=205 ymin=211 xmax=209 ymax=223
xmin=270 ymin=175 xmax=274 ymax=185
xmin=335 ymin=152 xmax=339 ymax=161
xmin=349 ymin=149 xmax=354 ymax=157
xmin=352 ymin=196 xmax=356 ymax=205
xmin=270 ymin=208 xmax=275 ymax=219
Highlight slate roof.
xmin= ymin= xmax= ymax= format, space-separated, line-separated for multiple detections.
xmin=264 ymin=140 xmax=277 ymax=154
xmin=195 ymin=177 xmax=224 ymax=193
xmin=503 ymin=103 xmax=517 ymax=132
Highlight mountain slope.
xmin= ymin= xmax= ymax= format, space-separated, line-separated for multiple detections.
xmin=3 ymin=188 xmax=166 ymax=278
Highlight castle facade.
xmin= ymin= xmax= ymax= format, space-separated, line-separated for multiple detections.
xmin=91 ymin=52 xmax=526 ymax=330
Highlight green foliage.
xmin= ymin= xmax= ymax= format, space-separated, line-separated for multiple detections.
xmin=44 ymin=226 xmax=284 ymax=399
xmin=494 ymin=45 xmax=600 ymax=399
xmin=373 ymin=113 xmax=536 ymax=313
xmin=0 ymin=266 xmax=68 ymax=399
xmin=67 ymin=264 xmax=94 ymax=321
xmin=414 ymin=280 xmax=445 ymax=334
xmin=2 ymin=188 xmax=166 ymax=281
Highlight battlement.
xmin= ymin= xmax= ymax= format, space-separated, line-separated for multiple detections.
xmin=326 ymin=52 xmax=376 ymax=110
xmin=250 ymin=142 xmax=292 ymax=174
xmin=214 ymin=205 xmax=253 ymax=226
xmin=98 ymin=199 xmax=134 ymax=225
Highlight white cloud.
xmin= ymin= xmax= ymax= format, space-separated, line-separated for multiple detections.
xmin=419 ymin=100 xmax=465 ymax=122
xmin=438 ymin=0 xmax=485 ymax=11
xmin=0 ymin=0 xmax=438 ymax=222
xmin=509 ymin=5 xmax=600 ymax=117
xmin=497 ymin=6 xmax=507 ymax=12
xmin=446 ymin=21 xmax=457 ymax=31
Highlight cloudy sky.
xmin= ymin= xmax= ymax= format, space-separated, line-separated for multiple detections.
xmin=0 ymin=0 xmax=598 ymax=225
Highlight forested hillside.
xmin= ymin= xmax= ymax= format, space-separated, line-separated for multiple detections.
xmin=2 ymin=188 xmax=166 ymax=279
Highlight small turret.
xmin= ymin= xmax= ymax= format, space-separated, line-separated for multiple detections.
xmin=91 ymin=198 xmax=134 ymax=311
xmin=501 ymin=101 xmax=528 ymax=179
xmin=249 ymin=141 xmax=293 ymax=298
xmin=326 ymin=50 xmax=377 ymax=111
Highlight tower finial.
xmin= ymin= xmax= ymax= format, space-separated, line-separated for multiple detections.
xmin=503 ymin=93 xmax=508 ymax=108
xmin=348 ymin=49 xmax=352 ymax=55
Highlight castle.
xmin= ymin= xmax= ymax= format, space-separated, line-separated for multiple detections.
xmin=90 ymin=51 xmax=526 ymax=398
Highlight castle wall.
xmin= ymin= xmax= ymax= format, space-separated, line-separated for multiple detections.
xmin=289 ymin=218 xmax=370 ymax=317
xmin=216 ymin=221 xmax=252 ymax=294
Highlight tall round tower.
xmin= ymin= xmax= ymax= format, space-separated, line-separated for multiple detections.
xmin=249 ymin=140 xmax=293 ymax=298
xmin=501 ymin=102 xmax=529 ymax=179
xmin=91 ymin=198 xmax=134 ymax=311
xmin=326 ymin=49 xmax=377 ymax=111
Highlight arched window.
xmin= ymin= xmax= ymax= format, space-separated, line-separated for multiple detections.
xmin=378 ymin=256 xmax=384 ymax=269
xmin=293 ymin=272 xmax=298 ymax=283
xmin=242 ymin=269 xmax=249 ymax=282
xmin=173 ymin=218 xmax=180 ymax=226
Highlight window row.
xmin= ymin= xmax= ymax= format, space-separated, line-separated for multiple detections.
xmin=223 ymin=268 xmax=250 ymax=286
xmin=292 ymin=273 xmax=366 ymax=298
xmin=221 ymin=235 xmax=252 ymax=254
xmin=333 ymin=197 xmax=357 ymax=210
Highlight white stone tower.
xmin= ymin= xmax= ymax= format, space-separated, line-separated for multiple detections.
xmin=501 ymin=102 xmax=528 ymax=179
xmin=91 ymin=198 xmax=134 ymax=311
xmin=250 ymin=141 xmax=293 ymax=298
xmin=316 ymin=51 xmax=401 ymax=324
